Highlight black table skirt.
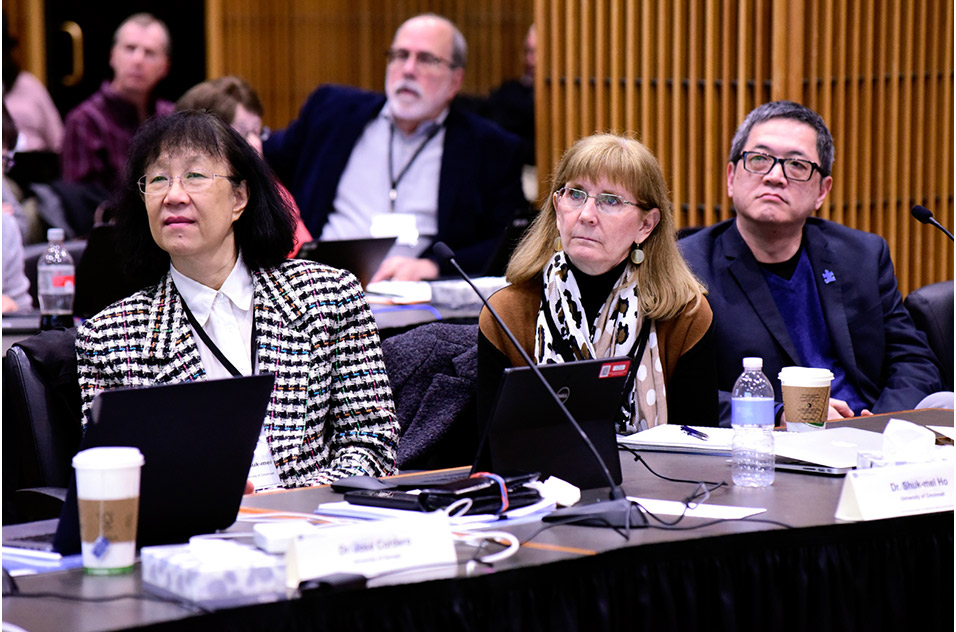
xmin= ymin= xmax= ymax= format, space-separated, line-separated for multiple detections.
xmin=134 ymin=510 xmax=953 ymax=632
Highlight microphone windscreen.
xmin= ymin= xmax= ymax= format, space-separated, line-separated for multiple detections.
xmin=911 ymin=205 xmax=934 ymax=224
xmin=432 ymin=241 xmax=455 ymax=262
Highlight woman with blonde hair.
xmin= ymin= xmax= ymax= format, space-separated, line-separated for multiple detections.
xmin=478 ymin=133 xmax=717 ymax=433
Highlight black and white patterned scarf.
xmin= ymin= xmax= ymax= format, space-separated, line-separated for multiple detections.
xmin=534 ymin=251 xmax=666 ymax=433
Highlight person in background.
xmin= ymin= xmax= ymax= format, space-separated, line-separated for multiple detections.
xmin=3 ymin=102 xmax=33 ymax=311
xmin=680 ymin=101 xmax=943 ymax=425
xmin=76 ymin=111 xmax=399 ymax=488
xmin=487 ymin=24 xmax=535 ymax=167
xmin=61 ymin=13 xmax=172 ymax=200
xmin=264 ymin=13 xmax=525 ymax=282
xmin=175 ymin=76 xmax=311 ymax=256
xmin=2 ymin=12 xmax=64 ymax=153
xmin=478 ymin=134 xmax=718 ymax=434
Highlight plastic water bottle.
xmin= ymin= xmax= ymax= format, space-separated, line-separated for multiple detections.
xmin=731 ymin=357 xmax=775 ymax=487
xmin=37 ymin=228 xmax=75 ymax=330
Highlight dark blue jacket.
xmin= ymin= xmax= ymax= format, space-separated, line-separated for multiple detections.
xmin=264 ymin=85 xmax=527 ymax=275
xmin=680 ymin=217 xmax=942 ymax=425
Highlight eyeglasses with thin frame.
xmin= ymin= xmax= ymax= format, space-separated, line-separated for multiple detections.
xmin=738 ymin=151 xmax=824 ymax=182
xmin=386 ymin=48 xmax=458 ymax=70
xmin=553 ymin=186 xmax=646 ymax=216
xmin=233 ymin=125 xmax=271 ymax=143
xmin=138 ymin=170 xmax=239 ymax=197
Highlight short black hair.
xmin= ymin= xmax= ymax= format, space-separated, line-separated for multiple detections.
xmin=114 ymin=109 xmax=295 ymax=282
xmin=728 ymin=100 xmax=834 ymax=176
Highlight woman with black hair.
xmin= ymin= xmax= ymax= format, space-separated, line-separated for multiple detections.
xmin=76 ymin=110 xmax=398 ymax=488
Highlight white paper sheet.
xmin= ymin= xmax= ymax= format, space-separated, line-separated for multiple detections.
xmin=628 ymin=498 xmax=766 ymax=519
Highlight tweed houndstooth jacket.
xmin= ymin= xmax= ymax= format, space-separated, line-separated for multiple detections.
xmin=75 ymin=259 xmax=399 ymax=486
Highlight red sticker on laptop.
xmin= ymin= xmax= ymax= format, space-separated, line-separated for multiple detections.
xmin=598 ymin=360 xmax=630 ymax=378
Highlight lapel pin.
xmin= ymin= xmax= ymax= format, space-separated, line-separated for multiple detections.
xmin=822 ymin=269 xmax=836 ymax=284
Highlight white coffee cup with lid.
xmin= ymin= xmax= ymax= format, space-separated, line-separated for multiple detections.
xmin=72 ymin=447 xmax=144 ymax=574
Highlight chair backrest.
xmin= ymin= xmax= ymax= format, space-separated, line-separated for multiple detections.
xmin=904 ymin=280 xmax=954 ymax=391
xmin=381 ymin=322 xmax=480 ymax=470
xmin=2 ymin=328 xmax=83 ymax=523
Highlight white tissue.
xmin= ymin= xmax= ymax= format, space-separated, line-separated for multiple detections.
xmin=859 ymin=418 xmax=949 ymax=468
xmin=529 ymin=476 xmax=581 ymax=507
xmin=881 ymin=419 xmax=937 ymax=463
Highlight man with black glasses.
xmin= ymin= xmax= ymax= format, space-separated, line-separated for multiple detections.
xmin=264 ymin=13 xmax=525 ymax=282
xmin=680 ymin=101 xmax=942 ymax=426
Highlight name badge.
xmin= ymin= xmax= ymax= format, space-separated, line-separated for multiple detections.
xmin=371 ymin=213 xmax=419 ymax=247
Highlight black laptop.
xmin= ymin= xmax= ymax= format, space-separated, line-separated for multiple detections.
xmin=296 ymin=237 xmax=397 ymax=287
xmin=483 ymin=357 xmax=631 ymax=490
xmin=3 ymin=374 xmax=274 ymax=555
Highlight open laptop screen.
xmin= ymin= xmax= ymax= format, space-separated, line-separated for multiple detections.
xmin=53 ymin=374 xmax=275 ymax=554
xmin=296 ymin=237 xmax=396 ymax=287
xmin=483 ymin=357 xmax=630 ymax=490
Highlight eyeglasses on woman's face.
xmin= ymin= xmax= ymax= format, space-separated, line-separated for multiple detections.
xmin=553 ymin=186 xmax=645 ymax=216
xmin=138 ymin=170 xmax=238 ymax=196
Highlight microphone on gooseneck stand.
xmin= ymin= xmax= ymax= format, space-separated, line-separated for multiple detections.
xmin=911 ymin=205 xmax=955 ymax=241
xmin=433 ymin=242 xmax=642 ymax=532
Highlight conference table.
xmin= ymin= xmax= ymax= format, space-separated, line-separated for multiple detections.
xmin=3 ymin=409 xmax=953 ymax=631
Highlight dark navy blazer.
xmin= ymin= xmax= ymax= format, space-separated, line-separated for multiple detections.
xmin=263 ymin=85 xmax=527 ymax=275
xmin=680 ymin=217 xmax=942 ymax=425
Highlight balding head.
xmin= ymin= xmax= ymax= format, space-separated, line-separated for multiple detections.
xmin=385 ymin=14 xmax=466 ymax=134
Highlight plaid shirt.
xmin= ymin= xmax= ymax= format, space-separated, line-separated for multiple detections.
xmin=76 ymin=259 xmax=399 ymax=486
xmin=61 ymin=82 xmax=174 ymax=193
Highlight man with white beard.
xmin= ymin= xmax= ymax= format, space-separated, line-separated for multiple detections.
xmin=264 ymin=14 xmax=526 ymax=281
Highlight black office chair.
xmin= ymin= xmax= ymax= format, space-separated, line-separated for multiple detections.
xmin=381 ymin=323 xmax=480 ymax=470
xmin=2 ymin=328 xmax=83 ymax=524
xmin=904 ymin=280 xmax=954 ymax=391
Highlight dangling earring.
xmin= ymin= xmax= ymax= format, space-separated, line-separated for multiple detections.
xmin=554 ymin=236 xmax=563 ymax=251
xmin=630 ymin=242 xmax=645 ymax=265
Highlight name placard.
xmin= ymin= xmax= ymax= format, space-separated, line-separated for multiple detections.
xmin=285 ymin=511 xmax=456 ymax=588
xmin=835 ymin=461 xmax=954 ymax=521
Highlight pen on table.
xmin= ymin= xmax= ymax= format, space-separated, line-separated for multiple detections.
xmin=680 ymin=425 xmax=709 ymax=441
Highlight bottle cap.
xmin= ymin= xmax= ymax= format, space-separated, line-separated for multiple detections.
xmin=47 ymin=227 xmax=65 ymax=242
xmin=742 ymin=357 xmax=763 ymax=370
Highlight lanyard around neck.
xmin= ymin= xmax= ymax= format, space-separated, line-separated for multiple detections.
xmin=388 ymin=121 xmax=443 ymax=212
xmin=180 ymin=296 xmax=257 ymax=378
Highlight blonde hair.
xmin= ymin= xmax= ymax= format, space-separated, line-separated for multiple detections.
xmin=506 ymin=133 xmax=705 ymax=320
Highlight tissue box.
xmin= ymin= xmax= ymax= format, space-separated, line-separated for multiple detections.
xmin=142 ymin=541 xmax=286 ymax=603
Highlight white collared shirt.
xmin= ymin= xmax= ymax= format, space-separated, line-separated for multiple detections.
xmin=170 ymin=256 xmax=282 ymax=491
xmin=324 ymin=105 xmax=447 ymax=258
xmin=170 ymin=255 xmax=255 ymax=378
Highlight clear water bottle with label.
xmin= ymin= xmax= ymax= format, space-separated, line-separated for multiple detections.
xmin=731 ymin=357 xmax=775 ymax=487
xmin=37 ymin=228 xmax=75 ymax=330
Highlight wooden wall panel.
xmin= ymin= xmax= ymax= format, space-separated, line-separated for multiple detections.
xmin=535 ymin=0 xmax=954 ymax=295
xmin=205 ymin=0 xmax=534 ymax=134
xmin=5 ymin=0 xmax=951 ymax=293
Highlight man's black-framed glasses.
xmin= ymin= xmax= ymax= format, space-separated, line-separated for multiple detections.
xmin=386 ymin=48 xmax=457 ymax=70
xmin=738 ymin=151 xmax=825 ymax=182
